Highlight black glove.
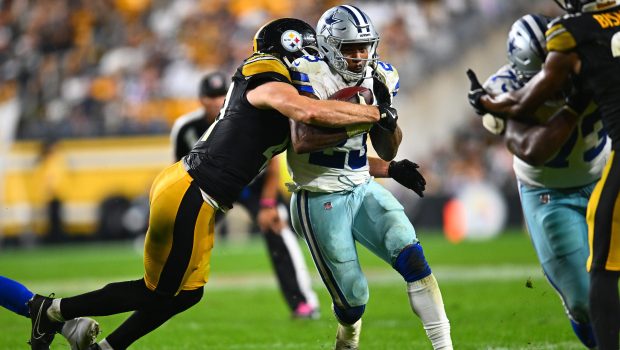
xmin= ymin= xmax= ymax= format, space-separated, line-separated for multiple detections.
xmin=466 ymin=69 xmax=488 ymax=115
xmin=388 ymin=160 xmax=426 ymax=198
xmin=377 ymin=104 xmax=398 ymax=132
xmin=372 ymin=77 xmax=392 ymax=105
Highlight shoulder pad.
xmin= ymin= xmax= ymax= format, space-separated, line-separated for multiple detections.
xmin=242 ymin=54 xmax=291 ymax=82
xmin=546 ymin=22 xmax=577 ymax=52
xmin=290 ymin=55 xmax=326 ymax=75
xmin=548 ymin=15 xmax=565 ymax=28
xmin=289 ymin=56 xmax=331 ymax=98
xmin=483 ymin=65 xmax=523 ymax=94
xmin=373 ymin=61 xmax=400 ymax=97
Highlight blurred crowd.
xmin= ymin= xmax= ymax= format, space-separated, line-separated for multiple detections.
xmin=0 ymin=0 xmax=548 ymax=139
xmin=421 ymin=117 xmax=516 ymax=196
xmin=0 ymin=0 xmax=556 ymax=198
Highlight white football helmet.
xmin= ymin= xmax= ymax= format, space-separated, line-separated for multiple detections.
xmin=316 ymin=5 xmax=379 ymax=82
xmin=507 ymin=14 xmax=550 ymax=82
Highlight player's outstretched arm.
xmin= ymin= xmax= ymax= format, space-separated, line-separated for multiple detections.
xmin=247 ymin=81 xmax=380 ymax=127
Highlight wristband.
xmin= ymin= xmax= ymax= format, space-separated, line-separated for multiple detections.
xmin=259 ymin=198 xmax=277 ymax=208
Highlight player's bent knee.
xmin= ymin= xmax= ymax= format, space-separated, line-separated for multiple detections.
xmin=393 ymin=243 xmax=431 ymax=283
xmin=174 ymin=286 xmax=204 ymax=310
xmin=333 ymin=304 xmax=365 ymax=325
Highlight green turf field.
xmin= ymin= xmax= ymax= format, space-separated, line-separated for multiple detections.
xmin=0 ymin=230 xmax=586 ymax=349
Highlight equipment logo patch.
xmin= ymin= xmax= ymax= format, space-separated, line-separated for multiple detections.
xmin=323 ymin=202 xmax=333 ymax=210
xmin=281 ymin=30 xmax=303 ymax=52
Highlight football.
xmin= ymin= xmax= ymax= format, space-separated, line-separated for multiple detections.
xmin=481 ymin=114 xmax=506 ymax=135
xmin=328 ymin=86 xmax=374 ymax=105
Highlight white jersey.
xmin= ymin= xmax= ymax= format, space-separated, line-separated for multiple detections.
xmin=484 ymin=64 xmax=610 ymax=188
xmin=287 ymin=56 xmax=400 ymax=192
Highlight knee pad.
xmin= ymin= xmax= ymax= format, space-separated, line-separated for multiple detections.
xmin=333 ymin=304 xmax=365 ymax=325
xmin=394 ymin=243 xmax=431 ymax=283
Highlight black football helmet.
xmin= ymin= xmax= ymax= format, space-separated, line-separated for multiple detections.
xmin=253 ymin=18 xmax=317 ymax=67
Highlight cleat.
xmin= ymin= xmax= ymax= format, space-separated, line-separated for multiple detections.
xmin=26 ymin=340 xmax=50 ymax=350
xmin=28 ymin=294 xmax=63 ymax=350
xmin=334 ymin=319 xmax=362 ymax=350
xmin=62 ymin=317 xmax=100 ymax=350
xmin=292 ymin=302 xmax=320 ymax=320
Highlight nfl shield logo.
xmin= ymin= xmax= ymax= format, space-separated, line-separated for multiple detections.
xmin=323 ymin=202 xmax=332 ymax=210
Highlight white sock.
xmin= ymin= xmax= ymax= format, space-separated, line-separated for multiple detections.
xmin=46 ymin=298 xmax=65 ymax=322
xmin=407 ymin=274 xmax=453 ymax=350
xmin=99 ymin=338 xmax=114 ymax=350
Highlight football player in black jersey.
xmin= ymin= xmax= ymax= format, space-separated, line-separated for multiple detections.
xmin=468 ymin=1 xmax=620 ymax=348
xmin=170 ymin=71 xmax=320 ymax=319
xmin=25 ymin=18 xmax=395 ymax=350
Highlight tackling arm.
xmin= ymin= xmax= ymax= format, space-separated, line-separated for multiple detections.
xmin=289 ymin=120 xmax=349 ymax=154
xmin=288 ymin=90 xmax=354 ymax=154
xmin=479 ymin=51 xmax=580 ymax=122
xmin=504 ymin=106 xmax=580 ymax=166
xmin=247 ymin=81 xmax=380 ymax=127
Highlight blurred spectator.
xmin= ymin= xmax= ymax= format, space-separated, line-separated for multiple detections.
xmin=0 ymin=0 xmax=544 ymax=141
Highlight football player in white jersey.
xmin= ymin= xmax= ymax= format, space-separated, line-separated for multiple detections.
xmin=287 ymin=5 xmax=452 ymax=350
xmin=477 ymin=13 xmax=610 ymax=349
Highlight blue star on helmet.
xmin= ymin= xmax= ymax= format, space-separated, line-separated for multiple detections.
xmin=320 ymin=12 xmax=343 ymax=35
xmin=508 ymin=38 xmax=517 ymax=55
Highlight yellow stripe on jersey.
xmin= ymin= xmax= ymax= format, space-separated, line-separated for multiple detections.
xmin=144 ymin=161 xmax=216 ymax=295
xmin=546 ymin=24 xmax=577 ymax=52
xmin=587 ymin=151 xmax=620 ymax=271
xmin=242 ymin=54 xmax=291 ymax=82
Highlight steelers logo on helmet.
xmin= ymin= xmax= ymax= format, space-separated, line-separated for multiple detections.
xmin=281 ymin=30 xmax=303 ymax=53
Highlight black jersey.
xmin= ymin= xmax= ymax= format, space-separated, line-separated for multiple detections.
xmin=546 ymin=5 xmax=620 ymax=148
xmin=170 ymin=108 xmax=210 ymax=162
xmin=183 ymin=53 xmax=291 ymax=209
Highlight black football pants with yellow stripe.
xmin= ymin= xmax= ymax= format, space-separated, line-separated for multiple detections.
xmin=60 ymin=161 xmax=215 ymax=349
xmin=586 ymin=149 xmax=620 ymax=350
